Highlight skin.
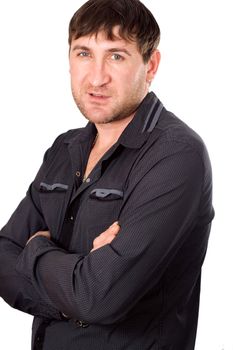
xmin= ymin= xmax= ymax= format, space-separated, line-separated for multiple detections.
xmin=28 ymin=26 xmax=160 ymax=251
xmin=69 ymin=26 xmax=160 ymax=149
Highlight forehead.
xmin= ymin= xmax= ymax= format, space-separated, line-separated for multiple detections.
xmin=70 ymin=26 xmax=138 ymax=51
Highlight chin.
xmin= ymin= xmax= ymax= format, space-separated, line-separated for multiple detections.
xmin=83 ymin=109 xmax=116 ymax=124
xmin=88 ymin=116 xmax=116 ymax=125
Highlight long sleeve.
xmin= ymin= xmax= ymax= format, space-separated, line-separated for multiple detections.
xmin=0 ymin=143 xmax=63 ymax=320
xmin=15 ymin=143 xmax=214 ymax=325
xmin=0 ymin=237 xmax=61 ymax=319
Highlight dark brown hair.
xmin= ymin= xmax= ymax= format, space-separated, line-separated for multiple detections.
xmin=68 ymin=0 xmax=160 ymax=63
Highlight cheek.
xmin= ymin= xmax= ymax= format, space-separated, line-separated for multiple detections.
xmin=70 ymin=66 xmax=85 ymax=87
xmin=134 ymin=66 xmax=147 ymax=82
xmin=120 ymin=68 xmax=147 ymax=90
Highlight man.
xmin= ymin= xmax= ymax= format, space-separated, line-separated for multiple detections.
xmin=0 ymin=0 xmax=214 ymax=349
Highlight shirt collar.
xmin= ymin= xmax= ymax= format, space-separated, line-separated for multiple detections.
xmin=64 ymin=91 xmax=163 ymax=149
xmin=118 ymin=91 xmax=163 ymax=149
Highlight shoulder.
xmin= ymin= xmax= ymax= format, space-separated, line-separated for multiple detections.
xmin=51 ymin=127 xmax=86 ymax=147
xmin=43 ymin=127 xmax=85 ymax=161
xmin=151 ymin=108 xmax=211 ymax=167
xmin=135 ymin=108 xmax=213 ymax=188
xmin=157 ymin=109 xmax=204 ymax=148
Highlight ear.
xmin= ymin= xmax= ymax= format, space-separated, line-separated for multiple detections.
xmin=146 ymin=49 xmax=161 ymax=84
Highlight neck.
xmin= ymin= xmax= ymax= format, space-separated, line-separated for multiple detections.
xmin=94 ymin=114 xmax=135 ymax=149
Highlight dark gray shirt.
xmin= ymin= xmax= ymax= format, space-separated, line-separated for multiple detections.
xmin=0 ymin=92 xmax=214 ymax=350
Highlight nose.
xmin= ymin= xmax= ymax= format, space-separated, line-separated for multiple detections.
xmin=88 ymin=60 xmax=111 ymax=87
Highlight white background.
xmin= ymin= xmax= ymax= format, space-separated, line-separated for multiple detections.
xmin=0 ymin=1 xmax=232 ymax=349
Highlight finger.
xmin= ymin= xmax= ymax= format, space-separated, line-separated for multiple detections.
xmin=27 ymin=231 xmax=51 ymax=245
xmin=109 ymin=221 xmax=120 ymax=228
xmin=36 ymin=231 xmax=51 ymax=239
xmin=93 ymin=227 xmax=119 ymax=244
xmin=105 ymin=234 xmax=117 ymax=244
xmin=105 ymin=222 xmax=121 ymax=234
xmin=35 ymin=230 xmax=50 ymax=236
xmin=41 ymin=232 xmax=51 ymax=239
xmin=43 ymin=231 xmax=51 ymax=238
xmin=92 ymin=234 xmax=117 ymax=252
xmin=110 ymin=222 xmax=120 ymax=230
xmin=99 ymin=226 xmax=120 ymax=240
xmin=109 ymin=225 xmax=120 ymax=233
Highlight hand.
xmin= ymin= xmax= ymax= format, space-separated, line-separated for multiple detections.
xmin=26 ymin=230 xmax=51 ymax=245
xmin=91 ymin=221 xmax=120 ymax=252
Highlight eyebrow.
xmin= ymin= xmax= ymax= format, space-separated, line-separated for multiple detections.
xmin=107 ymin=48 xmax=132 ymax=56
xmin=71 ymin=45 xmax=132 ymax=56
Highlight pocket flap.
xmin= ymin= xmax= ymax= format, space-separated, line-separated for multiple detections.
xmin=90 ymin=188 xmax=123 ymax=200
xmin=39 ymin=182 xmax=69 ymax=192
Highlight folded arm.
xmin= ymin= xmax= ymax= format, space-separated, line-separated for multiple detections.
xmin=0 ymin=187 xmax=62 ymax=319
xmin=15 ymin=145 xmax=213 ymax=325
xmin=0 ymin=141 xmax=65 ymax=320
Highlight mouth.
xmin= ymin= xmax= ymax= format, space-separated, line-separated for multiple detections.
xmin=88 ymin=92 xmax=110 ymax=100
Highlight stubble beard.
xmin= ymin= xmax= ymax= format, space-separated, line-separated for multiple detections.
xmin=71 ymin=87 xmax=146 ymax=125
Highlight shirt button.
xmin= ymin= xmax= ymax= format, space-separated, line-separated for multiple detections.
xmin=76 ymin=171 xmax=81 ymax=177
xmin=35 ymin=335 xmax=42 ymax=345
xmin=75 ymin=320 xmax=89 ymax=328
xmin=86 ymin=178 xmax=91 ymax=183
xmin=70 ymin=216 xmax=74 ymax=221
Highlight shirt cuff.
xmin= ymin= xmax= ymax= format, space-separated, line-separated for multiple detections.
xmin=16 ymin=236 xmax=61 ymax=280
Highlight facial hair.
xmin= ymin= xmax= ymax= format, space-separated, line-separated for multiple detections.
xmin=71 ymin=83 xmax=147 ymax=125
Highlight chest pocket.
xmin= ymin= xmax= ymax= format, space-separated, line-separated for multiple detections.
xmin=38 ymin=182 xmax=71 ymax=238
xmin=87 ymin=187 xmax=124 ymax=224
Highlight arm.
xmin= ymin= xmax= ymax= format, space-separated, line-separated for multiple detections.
xmin=15 ymin=145 xmax=213 ymax=324
xmin=0 ymin=196 xmax=119 ymax=320
xmin=0 ymin=141 xmax=64 ymax=319
xmin=0 ymin=190 xmax=61 ymax=320
xmin=0 ymin=238 xmax=61 ymax=319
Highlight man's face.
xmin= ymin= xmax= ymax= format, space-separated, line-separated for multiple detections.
xmin=69 ymin=27 xmax=158 ymax=124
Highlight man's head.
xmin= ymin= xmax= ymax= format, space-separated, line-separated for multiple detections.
xmin=69 ymin=0 xmax=160 ymax=64
xmin=68 ymin=0 xmax=161 ymax=125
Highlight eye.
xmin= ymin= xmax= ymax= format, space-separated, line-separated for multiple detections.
xmin=111 ymin=53 xmax=124 ymax=61
xmin=77 ymin=51 xmax=90 ymax=57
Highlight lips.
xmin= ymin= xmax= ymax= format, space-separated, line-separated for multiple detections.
xmin=89 ymin=93 xmax=109 ymax=98
xmin=87 ymin=92 xmax=111 ymax=103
